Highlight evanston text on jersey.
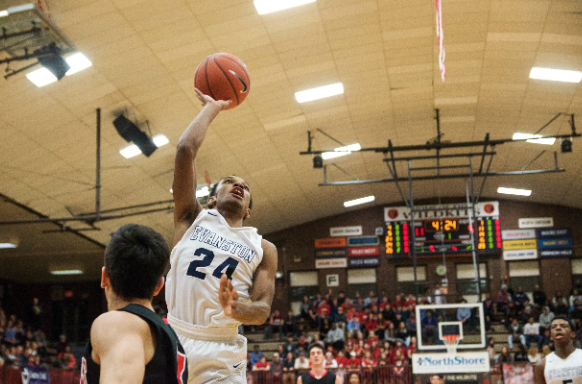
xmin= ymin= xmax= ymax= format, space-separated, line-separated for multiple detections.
xmin=190 ymin=225 xmax=257 ymax=263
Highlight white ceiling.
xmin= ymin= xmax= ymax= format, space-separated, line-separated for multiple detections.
xmin=1 ymin=0 xmax=582 ymax=282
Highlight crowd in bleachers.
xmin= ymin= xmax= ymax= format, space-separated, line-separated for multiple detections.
xmin=0 ymin=299 xmax=75 ymax=370
xmin=250 ymin=283 xmax=582 ymax=376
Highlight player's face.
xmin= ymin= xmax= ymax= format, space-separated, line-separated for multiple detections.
xmin=213 ymin=176 xmax=251 ymax=213
xmin=310 ymin=348 xmax=324 ymax=365
xmin=550 ymin=319 xmax=575 ymax=344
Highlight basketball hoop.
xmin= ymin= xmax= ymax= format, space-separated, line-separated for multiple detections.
xmin=443 ymin=334 xmax=460 ymax=355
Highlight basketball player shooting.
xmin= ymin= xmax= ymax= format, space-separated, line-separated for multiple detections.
xmin=534 ymin=316 xmax=582 ymax=384
xmin=165 ymin=89 xmax=278 ymax=384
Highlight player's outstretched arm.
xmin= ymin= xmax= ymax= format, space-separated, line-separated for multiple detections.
xmin=90 ymin=312 xmax=152 ymax=384
xmin=533 ymin=358 xmax=546 ymax=384
xmin=219 ymin=239 xmax=277 ymax=325
xmin=173 ymin=90 xmax=231 ymax=246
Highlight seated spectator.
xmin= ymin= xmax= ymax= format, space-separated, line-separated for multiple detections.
xmin=383 ymin=303 xmax=397 ymax=325
xmin=354 ymin=298 xmax=365 ymax=313
xmin=385 ymin=321 xmax=397 ymax=343
xmin=433 ymin=285 xmax=446 ymax=305
xmin=519 ymin=302 xmax=539 ymax=324
xmin=283 ymin=310 xmax=299 ymax=338
xmin=539 ymin=307 xmax=554 ymax=334
xmin=334 ymin=306 xmax=347 ymax=331
xmin=252 ymin=356 xmax=270 ymax=371
xmin=570 ymin=289 xmax=582 ymax=311
xmin=396 ymin=321 xmax=411 ymax=346
xmin=527 ymin=347 xmax=542 ymax=363
xmin=355 ymin=340 xmax=366 ymax=358
xmin=335 ymin=350 xmax=348 ymax=368
xmin=297 ymin=332 xmax=310 ymax=350
xmin=379 ymin=297 xmax=390 ymax=311
xmin=498 ymin=347 xmax=513 ymax=363
xmin=552 ymin=292 xmax=569 ymax=315
xmin=421 ymin=310 xmax=439 ymax=344
xmin=324 ymin=352 xmax=338 ymax=368
xmin=5 ymin=320 xmax=17 ymax=345
xmin=249 ymin=345 xmax=264 ymax=366
xmin=364 ymin=291 xmax=377 ymax=308
xmin=507 ymin=318 xmax=526 ymax=349
xmin=294 ymin=352 xmax=310 ymax=370
xmin=347 ymin=314 xmax=361 ymax=334
xmin=514 ymin=286 xmax=529 ymax=313
xmin=375 ymin=314 xmax=388 ymax=339
xmin=317 ymin=300 xmax=331 ymax=329
xmin=533 ymin=284 xmax=547 ymax=309
xmin=541 ymin=328 xmax=553 ymax=349
xmin=514 ymin=345 xmax=528 ymax=362
xmin=571 ymin=299 xmax=582 ymax=320
xmin=283 ymin=336 xmax=297 ymax=356
xmin=342 ymin=298 xmax=354 ymax=313
xmin=457 ymin=299 xmax=474 ymax=332
xmin=270 ymin=353 xmax=283 ymax=378
xmin=483 ymin=294 xmax=495 ymax=331
xmin=326 ymin=322 xmax=345 ymax=351
xmin=338 ymin=291 xmax=346 ymax=307
xmin=299 ymin=296 xmax=315 ymax=327
xmin=392 ymin=349 xmax=407 ymax=377
xmin=312 ymin=333 xmax=325 ymax=349
xmin=345 ymin=351 xmax=361 ymax=369
xmin=407 ymin=336 xmax=417 ymax=360
xmin=497 ymin=285 xmax=512 ymax=318
xmin=282 ymin=351 xmax=295 ymax=373
xmin=524 ymin=317 xmax=542 ymax=348
xmin=319 ymin=318 xmax=331 ymax=339
xmin=378 ymin=351 xmax=389 ymax=366
xmin=486 ymin=338 xmax=496 ymax=363
xmin=264 ymin=310 xmax=284 ymax=340
xmin=405 ymin=312 xmax=417 ymax=333
xmin=361 ymin=350 xmax=376 ymax=368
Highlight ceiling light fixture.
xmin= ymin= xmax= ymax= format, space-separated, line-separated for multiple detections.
xmin=26 ymin=52 xmax=93 ymax=87
xmin=512 ymin=133 xmax=556 ymax=145
xmin=344 ymin=195 xmax=375 ymax=208
xmin=50 ymin=270 xmax=84 ymax=275
xmin=497 ymin=187 xmax=532 ymax=196
xmin=0 ymin=243 xmax=17 ymax=249
xmin=529 ymin=67 xmax=582 ymax=83
xmin=0 ymin=10 xmax=8 ymax=17
xmin=322 ymin=143 xmax=361 ymax=160
xmin=295 ymin=82 xmax=344 ymax=103
xmin=119 ymin=135 xmax=169 ymax=159
xmin=254 ymin=0 xmax=316 ymax=15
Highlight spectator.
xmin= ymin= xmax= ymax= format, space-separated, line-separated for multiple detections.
xmin=270 ymin=353 xmax=283 ymax=378
xmin=364 ymin=291 xmax=377 ymax=308
xmin=539 ymin=307 xmax=554 ymax=334
xmin=334 ymin=306 xmax=347 ymax=331
xmin=26 ymin=298 xmax=43 ymax=332
xmin=283 ymin=336 xmax=297 ymax=356
xmin=361 ymin=351 xmax=375 ymax=368
xmin=507 ymin=318 xmax=526 ymax=349
xmin=349 ymin=372 xmax=361 ymax=384
xmin=312 ymin=333 xmax=325 ymax=349
xmin=319 ymin=318 xmax=331 ymax=340
xmin=527 ymin=347 xmax=542 ymax=363
xmin=299 ymin=296 xmax=315 ymax=327
xmin=337 ymin=291 xmax=346 ymax=307
xmin=378 ymin=351 xmax=389 ymax=366
xmin=354 ymin=298 xmax=365 ymax=313
xmin=326 ymin=322 xmax=345 ymax=351
xmin=252 ymin=356 xmax=270 ymax=371
xmin=514 ymin=286 xmax=529 ymax=312
xmin=385 ymin=321 xmax=398 ymax=343
xmin=433 ymin=285 xmax=446 ymax=305
xmin=533 ymin=284 xmax=547 ymax=308
xmin=498 ymin=347 xmax=512 ymax=363
xmin=283 ymin=310 xmax=299 ymax=338
xmin=519 ymin=302 xmax=538 ymax=324
xmin=407 ymin=336 xmax=417 ymax=360
xmin=282 ymin=351 xmax=295 ymax=375
xmin=405 ymin=311 xmax=416 ymax=333
xmin=392 ymin=349 xmax=407 ymax=378
xmin=324 ymin=352 xmax=338 ymax=368
xmin=497 ymin=285 xmax=512 ymax=318
xmin=317 ymin=299 xmax=331 ymax=329
xmin=264 ymin=310 xmax=284 ymax=340
xmin=396 ymin=321 xmax=411 ymax=346
xmin=486 ymin=338 xmax=496 ymax=363
xmin=457 ymin=299 xmax=473 ymax=332
xmin=569 ymin=289 xmax=582 ymax=311
xmin=5 ymin=320 xmax=17 ymax=344
xmin=383 ymin=303 xmax=397 ymax=325
xmin=347 ymin=314 xmax=361 ymax=334
xmin=514 ymin=345 xmax=528 ymax=362
xmin=571 ymin=299 xmax=582 ymax=320
xmin=375 ymin=314 xmax=388 ymax=339
xmin=345 ymin=351 xmax=361 ymax=369
xmin=335 ymin=350 xmax=348 ymax=368
xmin=342 ymin=298 xmax=354 ymax=313
xmin=524 ymin=316 xmax=542 ymax=348
xmin=551 ymin=292 xmax=569 ymax=315
xmin=250 ymin=345 xmax=264 ymax=366
xmin=330 ymin=299 xmax=339 ymax=321
xmin=421 ymin=310 xmax=438 ymax=344
xmin=480 ymin=293 xmax=493 ymax=329
xmin=294 ymin=352 xmax=310 ymax=370
xmin=541 ymin=328 xmax=553 ymax=348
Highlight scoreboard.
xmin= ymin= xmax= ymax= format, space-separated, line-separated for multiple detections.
xmin=384 ymin=202 xmax=502 ymax=258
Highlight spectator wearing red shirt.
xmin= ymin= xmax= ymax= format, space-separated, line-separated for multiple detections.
xmin=388 ymin=340 xmax=407 ymax=365
xmin=342 ymin=298 xmax=354 ymax=313
xmin=392 ymin=294 xmax=405 ymax=309
xmin=355 ymin=340 xmax=366 ymax=358
xmin=379 ymin=297 xmax=390 ymax=311
xmin=346 ymin=307 xmax=358 ymax=321
xmin=361 ymin=351 xmax=376 ymax=368
xmin=405 ymin=294 xmax=417 ymax=309
xmin=407 ymin=336 xmax=417 ymax=360
xmin=358 ymin=308 xmax=369 ymax=325
xmin=252 ymin=356 xmax=271 ymax=371
xmin=264 ymin=310 xmax=285 ymax=340
xmin=365 ymin=315 xmax=377 ymax=334
xmin=335 ymin=350 xmax=348 ymax=367
xmin=317 ymin=299 xmax=331 ymax=329
xmin=345 ymin=351 xmax=361 ymax=369
xmin=365 ymin=333 xmax=378 ymax=346
xmin=392 ymin=350 xmax=407 ymax=377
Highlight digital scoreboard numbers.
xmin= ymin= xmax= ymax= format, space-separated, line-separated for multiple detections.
xmin=384 ymin=202 xmax=502 ymax=258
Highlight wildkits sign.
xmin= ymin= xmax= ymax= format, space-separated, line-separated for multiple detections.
xmin=385 ymin=202 xmax=499 ymax=222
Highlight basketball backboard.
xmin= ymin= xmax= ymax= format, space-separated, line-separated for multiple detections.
xmin=415 ymin=303 xmax=486 ymax=351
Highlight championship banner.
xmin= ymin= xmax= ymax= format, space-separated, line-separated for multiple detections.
xmin=330 ymin=226 xmax=362 ymax=237
xmin=347 ymin=246 xmax=380 ymax=257
xmin=540 ymin=249 xmax=574 ymax=258
xmin=502 ymin=239 xmax=537 ymax=250
xmin=538 ymin=238 xmax=572 ymax=249
xmin=503 ymin=249 xmax=538 ymax=260
xmin=348 ymin=257 xmax=379 ymax=267
xmin=501 ymin=229 xmax=535 ymax=240
xmin=315 ymin=237 xmax=346 ymax=248
xmin=536 ymin=228 xmax=571 ymax=238
xmin=315 ymin=258 xmax=347 ymax=269
xmin=315 ymin=248 xmax=347 ymax=259
xmin=347 ymin=236 xmax=379 ymax=246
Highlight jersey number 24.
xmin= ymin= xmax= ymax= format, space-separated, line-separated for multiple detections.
xmin=186 ymin=248 xmax=239 ymax=280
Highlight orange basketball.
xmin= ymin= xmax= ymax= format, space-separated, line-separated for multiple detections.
xmin=194 ymin=53 xmax=251 ymax=110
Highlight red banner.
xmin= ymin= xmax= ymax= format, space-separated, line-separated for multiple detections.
xmin=348 ymin=246 xmax=380 ymax=257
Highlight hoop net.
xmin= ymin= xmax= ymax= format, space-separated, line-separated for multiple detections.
xmin=443 ymin=334 xmax=460 ymax=354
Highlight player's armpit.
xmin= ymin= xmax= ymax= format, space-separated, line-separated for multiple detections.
xmin=91 ymin=312 xmax=151 ymax=384
xmin=228 ymin=239 xmax=277 ymax=325
xmin=533 ymin=358 xmax=546 ymax=384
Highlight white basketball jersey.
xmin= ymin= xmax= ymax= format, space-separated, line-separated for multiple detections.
xmin=166 ymin=209 xmax=263 ymax=329
xmin=544 ymin=349 xmax=582 ymax=384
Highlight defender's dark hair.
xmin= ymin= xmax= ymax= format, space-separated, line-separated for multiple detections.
xmin=308 ymin=343 xmax=325 ymax=355
xmin=551 ymin=315 xmax=574 ymax=331
xmin=208 ymin=176 xmax=253 ymax=209
xmin=105 ymin=224 xmax=170 ymax=300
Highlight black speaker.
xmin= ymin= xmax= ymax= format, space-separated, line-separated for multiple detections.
xmin=113 ymin=115 xmax=157 ymax=157
xmin=36 ymin=43 xmax=70 ymax=80
xmin=313 ymin=155 xmax=323 ymax=169
xmin=561 ymin=138 xmax=572 ymax=153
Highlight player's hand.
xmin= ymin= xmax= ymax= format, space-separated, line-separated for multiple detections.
xmin=219 ymin=274 xmax=239 ymax=318
xmin=195 ymin=88 xmax=232 ymax=110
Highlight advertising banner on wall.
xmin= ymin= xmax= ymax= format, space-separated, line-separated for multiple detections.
xmin=347 ymin=236 xmax=379 ymax=246
xmin=538 ymin=238 xmax=572 ymax=249
xmin=315 ymin=258 xmax=347 ymax=269
xmin=518 ymin=217 xmax=553 ymax=228
xmin=348 ymin=257 xmax=379 ymax=267
xmin=540 ymin=249 xmax=574 ymax=258
xmin=536 ymin=228 xmax=571 ymax=238
xmin=315 ymin=238 xmax=346 ymax=248
xmin=503 ymin=249 xmax=538 ymax=260
xmin=347 ymin=246 xmax=380 ymax=257
xmin=501 ymin=229 xmax=535 ymax=240
xmin=330 ymin=226 xmax=362 ymax=237
xmin=315 ymin=248 xmax=347 ymax=259
xmin=412 ymin=352 xmax=490 ymax=374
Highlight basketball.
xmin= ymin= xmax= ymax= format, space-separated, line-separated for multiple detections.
xmin=194 ymin=53 xmax=251 ymax=110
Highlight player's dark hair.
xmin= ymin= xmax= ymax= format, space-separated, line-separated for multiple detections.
xmin=104 ymin=224 xmax=169 ymax=300
xmin=209 ymin=176 xmax=253 ymax=209
xmin=551 ymin=315 xmax=574 ymax=331
xmin=308 ymin=343 xmax=325 ymax=355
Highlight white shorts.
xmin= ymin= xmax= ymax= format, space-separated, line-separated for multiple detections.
xmin=168 ymin=314 xmax=247 ymax=384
